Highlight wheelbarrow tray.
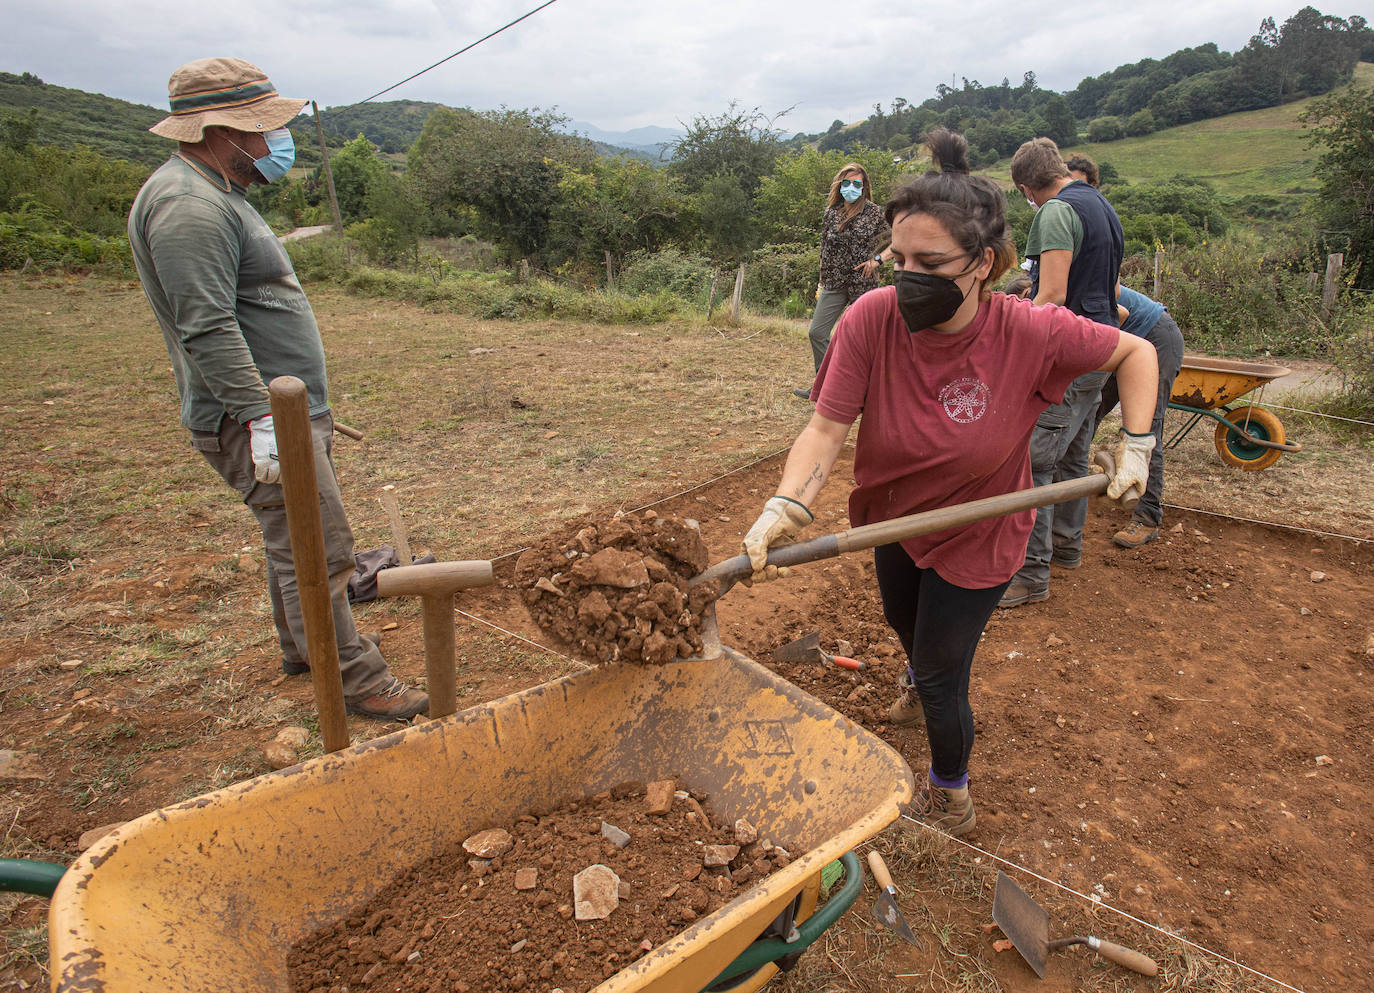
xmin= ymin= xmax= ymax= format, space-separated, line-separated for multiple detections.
xmin=50 ymin=651 xmax=915 ymax=993
xmin=1169 ymin=354 xmax=1291 ymax=411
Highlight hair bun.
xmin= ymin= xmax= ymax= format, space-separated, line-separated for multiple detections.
xmin=925 ymin=127 xmax=970 ymax=175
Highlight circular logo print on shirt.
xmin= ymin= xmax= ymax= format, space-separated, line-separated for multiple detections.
xmin=939 ymin=377 xmax=990 ymax=423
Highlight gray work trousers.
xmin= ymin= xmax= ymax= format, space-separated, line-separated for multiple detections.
xmin=1094 ymin=312 xmax=1186 ymax=528
xmin=808 ymin=286 xmax=865 ymax=372
xmin=1013 ymin=371 xmax=1110 ymax=590
xmin=191 ymin=412 xmax=390 ymax=699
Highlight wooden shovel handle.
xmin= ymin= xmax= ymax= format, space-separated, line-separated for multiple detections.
xmin=694 ymin=470 xmax=1112 ymax=590
xmin=866 ymin=850 xmax=895 ymax=891
xmin=1088 ymin=938 xmax=1158 ymax=977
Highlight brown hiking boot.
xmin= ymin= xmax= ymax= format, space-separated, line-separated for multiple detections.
xmin=1113 ymin=521 xmax=1159 ymax=549
xmin=888 ymin=669 xmax=924 ymax=727
xmin=998 ymin=581 xmax=1048 ymax=608
xmin=910 ymin=778 xmax=976 ymax=837
xmin=346 ymin=677 xmax=429 ymax=721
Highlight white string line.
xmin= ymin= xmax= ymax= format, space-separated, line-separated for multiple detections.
xmin=1162 ymin=502 xmax=1373 ymax=544
xmin=899 ymin=814 xmax=1308 ymax=993
xmin=453 ymin=608 xmax=590 ymax=670
xmin=487 ymin=444 xmax=794 ymax=564
xmin=1241 ymin=399 xmax=1374 ymax=428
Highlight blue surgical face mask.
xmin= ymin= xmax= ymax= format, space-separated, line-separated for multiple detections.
xmin=839 ymin=178 xmax=863 ymax=203
xmin=253 ymin=128 xmax=295 ymax=182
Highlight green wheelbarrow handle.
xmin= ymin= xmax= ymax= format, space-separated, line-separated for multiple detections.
xmin=0 ymin=858 xmax=67 ymax=898
xmin=705 ymin=850 xmax=863 ymax=990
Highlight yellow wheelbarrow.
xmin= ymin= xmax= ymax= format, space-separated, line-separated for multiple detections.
xmin=45 ymin=650 xmax=914 ymax=993
xmin=1166 ymin=355 xmax=1303 ymax=471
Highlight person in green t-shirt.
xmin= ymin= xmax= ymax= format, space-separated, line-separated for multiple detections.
xmin=128 ymin=58 xmax=428 ymax=721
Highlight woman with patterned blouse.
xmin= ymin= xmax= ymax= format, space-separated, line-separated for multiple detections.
xmin=797 ymin=163 xmax=892 ymax=397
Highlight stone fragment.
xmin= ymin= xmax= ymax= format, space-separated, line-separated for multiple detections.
xmin=78 ymin=822 xmax=125 ymax=850
xmin=1315 ymin=755 xmax=1334 ymax=767
xmin=573 ymin=864 xmax=621 ymax=920
xmin=0 ymin=750 xmax=43 ymax=781
xmin=468 ymin=859 xmax=492 ymax=876
xmin=600 ymin=821 xmax=631 ymax=848
xmin=535 ymin=577 xmax=565 ymax=597
xmin=59 ymin=659 xmax=83 ymax=670
xmin=1046 ymin=634 xmax=1064 ymax=648
xmin=1310 ymin=571 xmax=1327 ymax=582
xmin=835 ymin=640 xmax=854 ymax=657
xmin=734 ymin=819 xmax=757 ymax=845
xmin=510 ymin=939 xmax=527 ymax=953
xmin=569 ymin=548 xmax=650 ymax=589
xmin=463 ymin=828 xmax=514 ymax=859
xmin=645 ymin=780 xmax=675 ymax=815
xmin=264 ymin=741 xmax=298 ymax=770
xmin=275 ymin=726 xmax=310 ymax=749
xmin=515 ymin=868 xmax=538 ymax=891
xmin=702 ymin=844 xmax=740 ymax=868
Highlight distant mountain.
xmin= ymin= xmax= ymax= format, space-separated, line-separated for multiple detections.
xmin=561 ymin=120 xmax=682 ymax=158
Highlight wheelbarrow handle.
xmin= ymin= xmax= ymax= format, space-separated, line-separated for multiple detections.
xmin=694 ymin=466 xmax=1120 ymax=592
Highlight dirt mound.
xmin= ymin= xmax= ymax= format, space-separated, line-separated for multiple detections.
xmin=513 ymin=512 xmax=719 ymax=664
xmin=287 ymin=781 xmax=794 ymax=993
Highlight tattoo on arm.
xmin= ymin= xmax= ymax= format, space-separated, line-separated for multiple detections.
xmin=791 ymin=463 xmax=825 ymax=500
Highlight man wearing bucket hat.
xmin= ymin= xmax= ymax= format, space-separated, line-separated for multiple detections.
xmin=128 ymin=57 xmax=428 ymax=720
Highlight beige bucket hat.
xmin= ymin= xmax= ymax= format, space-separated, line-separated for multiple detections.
xmin=149 ymin=57 xmax=308 ymax=142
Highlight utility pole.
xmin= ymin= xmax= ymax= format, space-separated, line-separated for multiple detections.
xmin=311 ymin=101 xmax=345 ymax=235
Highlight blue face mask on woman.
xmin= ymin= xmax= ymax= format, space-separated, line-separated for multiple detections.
xmin=253 ymin=129 xmax=296 ymax=183
xmin=839 ymin=178 xmax=863 ymax=203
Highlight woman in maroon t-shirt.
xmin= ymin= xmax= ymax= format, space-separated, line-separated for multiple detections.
xmin=742 ymin=129 xmax=1159 ymax=836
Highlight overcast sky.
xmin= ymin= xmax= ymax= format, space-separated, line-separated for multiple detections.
xmin=3 ymin=0 xmax=1293 ymax=135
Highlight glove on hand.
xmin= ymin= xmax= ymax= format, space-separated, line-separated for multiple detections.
xmin=1108 ymin=429 xmax=1155 ymax=502
xmin=248 ymin=415 xmax=281 ymax=484
xmin=742 ymin=496 xmax=813 ymax=579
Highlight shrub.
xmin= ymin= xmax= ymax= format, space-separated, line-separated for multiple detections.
xmin=0 ymin=209 xmax=132 ymax=274
xmin=619 ymin=247 xmax=716 ymax=305
xmin=744 ymin=242 xmax=820 ymax=312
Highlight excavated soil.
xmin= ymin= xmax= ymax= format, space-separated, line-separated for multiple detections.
xmin=512 ymin=513 xmax=717 ymax=664
xmin=287 ymin=781 xmax=792 ymax=993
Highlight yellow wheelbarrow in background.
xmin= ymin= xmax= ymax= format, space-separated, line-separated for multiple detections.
xmin=1166 ymin=354 xmax=1303 ymax=471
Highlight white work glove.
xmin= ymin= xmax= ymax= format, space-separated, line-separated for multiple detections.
xmin=248 ymin=415 xmax=281 ymax=484
xmin=1108 ymin=429 xmax=1155 ymax=502
xmin=742 ymin=496 xmax=813 ymax=582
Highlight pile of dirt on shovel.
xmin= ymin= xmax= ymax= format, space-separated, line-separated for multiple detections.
xmin=287 ymin=780 xmax=796 ymax=993
xmin=513 ymin=512 xmax=719 ymax=664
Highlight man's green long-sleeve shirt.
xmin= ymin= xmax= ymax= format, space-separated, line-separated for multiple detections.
xmin=128 ymin=156 xmax=330 ymax=432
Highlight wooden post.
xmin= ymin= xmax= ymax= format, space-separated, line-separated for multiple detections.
xmin=380 ymin=485 xmax=413 ymax=565
xmin=310 ymin=101 xmax=345 ymax=236
xmin=518 ymin=259 xmax=530 ymax=283
xmin=270 ymin=376 xmax=350 ymax=753
xmin=1153 ymin=250 xmax=1162 ymax=298
xmin=604 ymin=250 xmax=614 ymax=290
xmin=730 ymin=264 xmax=745 ymax=322
xmin=706 ymin=272 xmax=719 ymax=318
xmin=1321 ymin=253 xmax=1343 ymax=319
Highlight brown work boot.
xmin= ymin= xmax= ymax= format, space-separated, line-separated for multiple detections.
xmin=910 ymin=778 xmax=976 ymax=837
xmin=346 ymin=677 xmax=429 ymax=721
xmin=998 ymin=581 xmax=1048 ymax=608
xmin=888 ymin=669 xmax=924 ymax=727
xmin=1113 ymin=520 xmax=1159 ymax=549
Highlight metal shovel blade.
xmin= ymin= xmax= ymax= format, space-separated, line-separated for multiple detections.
xmin=870 ymin=889 xmax=921 ymax=946
xmin=992 ymin=871 xmax=1049 ymax=978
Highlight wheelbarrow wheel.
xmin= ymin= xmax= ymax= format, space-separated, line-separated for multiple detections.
xmin=1214 ymin=406 xmax=1285 ymax=471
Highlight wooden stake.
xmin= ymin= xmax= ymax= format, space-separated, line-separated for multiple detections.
xmin=379 ymin=485 xmax=413 ymax=565
xmin=1153 ymin=249 xmax=1162 ymax=298
xmin=1322 ymin=253 xmax=1343 ymax=319
xmin=270 ymin=376 xmax=349 ymax=753
xmin=730 ymin=264 xmax=745 ymax=322
xmin=310 ymin=101 xmax=345 ymax=236
xmin=706 ymin=272 xmax=719 ymax=318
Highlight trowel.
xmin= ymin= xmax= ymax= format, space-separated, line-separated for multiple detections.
xmin=866 ymin=851 xmax=921 ymax=947
xmin=679 ymin=452 xmax=1135 ymax=661
xmin=992 ymin=871 xmax=1158 ymax=978
xmin=774 ymin=630 xmax=865 ymax=671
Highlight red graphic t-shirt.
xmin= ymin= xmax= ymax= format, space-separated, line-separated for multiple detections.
xmin=813 ymin=288 xmax=1118 ymax=588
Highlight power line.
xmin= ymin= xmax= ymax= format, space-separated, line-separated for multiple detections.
xmin=356 ymin=0 xmax=564 ymax=105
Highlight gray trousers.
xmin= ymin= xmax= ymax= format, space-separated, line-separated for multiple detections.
xmin=1014 ymin=371 xmax=1110 ymax=590
xmin=808 ymin=286 xmax=865 ymax=372
xmin=1094 ymin=312 xmax=1186 ymax=528
xmin=191 ymin=413 xmax=390 ymax=699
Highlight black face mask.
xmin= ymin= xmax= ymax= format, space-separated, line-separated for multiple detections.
xmin=894 ymin=263 xmax=977 ymax=333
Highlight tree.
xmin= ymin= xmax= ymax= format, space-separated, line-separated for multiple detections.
xmin=667 ymin=102 xmax=786 ymax=200
xmin=1125 ymin=109 xmax=1156 ymax=137
xmin=1086 ymin=116 xmax=1124 ymax=143
xmin=754 ymin=145 xmax=899 ymax=246
xmin=1041 ymin=95 xmax=1077 ymax=147
xmin=407 ymin=105 xmax=592 ymax=261
xmin=329 ymin=134 xmax=388 ymax=223
xmin=547 ymin=156 xmax=687 ymax=269
xmin=1301 ymin=84 xmax=1374 ymax=288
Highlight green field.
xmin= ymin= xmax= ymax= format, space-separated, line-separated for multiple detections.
xmin=982 ymin=62 xmax=1373 ymax=200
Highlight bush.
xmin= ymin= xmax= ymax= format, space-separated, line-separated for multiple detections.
xmin=1087 ymin=116 xmax=1125 ymax=142
xmin=744 ymin=242 xmax=820 ymax=312
xmin=619 ymin=247 xmax=717 ymax=305
xmin=0 ymin=209 xmax=132 ymax=274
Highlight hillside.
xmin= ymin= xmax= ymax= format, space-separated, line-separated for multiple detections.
xmin=0 ymin=71 xmax=166 ymax=166
xmin=980 ymin=62 xmax=1373 ymax=204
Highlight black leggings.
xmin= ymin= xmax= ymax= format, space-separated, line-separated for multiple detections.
xmin=874 ymin=543 xmax=1009 ymax=783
